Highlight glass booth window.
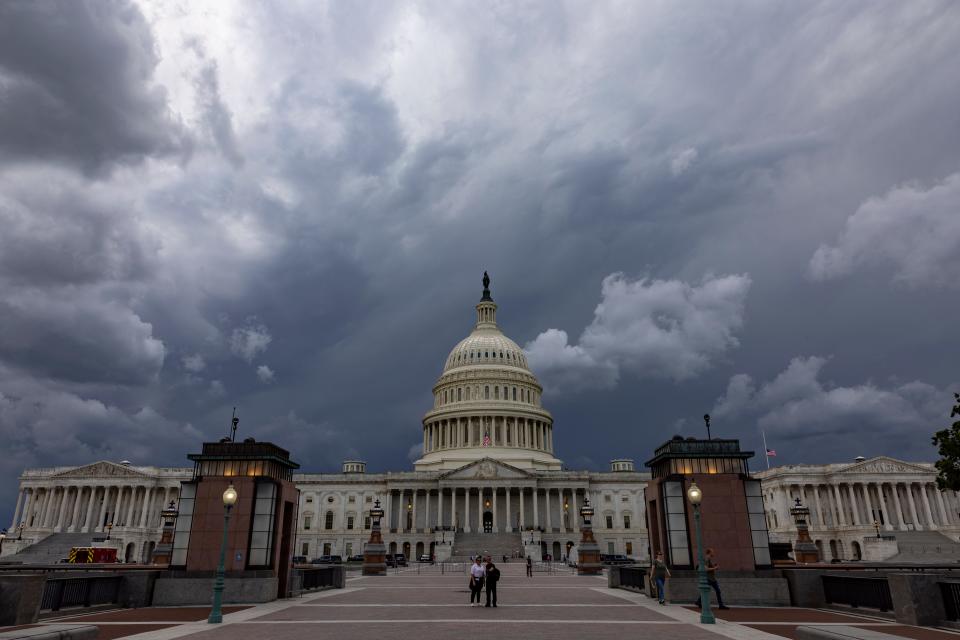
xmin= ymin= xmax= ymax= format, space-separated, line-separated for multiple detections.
xmin=248 ymin=481 xmax=277 ymax=567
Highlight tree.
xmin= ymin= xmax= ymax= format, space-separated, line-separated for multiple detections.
xmin=932 ymin=393 xmax=960 ymax=491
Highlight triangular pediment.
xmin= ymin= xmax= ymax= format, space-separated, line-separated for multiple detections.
xmin=53 ymin=461 xmax=151 ymax=479
xmin=440 ymin=458 xmax=534 ymax=481
xmin=837 ymin=456 xmax=932 ymax=476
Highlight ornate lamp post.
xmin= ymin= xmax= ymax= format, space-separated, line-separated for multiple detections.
xmin=576 ymin=495 xmax=602 ymax=575
xmin=789 ymin=498 xmax=819 ymax=563
xmin=105 ymin=522 xmax=113 ymax=540
xmin=362 ymin=498 xmax=387 ymax=576
xmin=687 ymin=481 xmax=715 ymax=624
xmin=152 ymin=501 xmax=179 ymax=565
xmin=873 ymin=520 xmax=881 ymax=539
xmin=17 ymin=523 xmax=24 ymax=540
xmin=208 ymin=484 xmax=238 ymax=624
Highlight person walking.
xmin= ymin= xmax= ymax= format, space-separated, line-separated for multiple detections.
xmin=696 ymin=547 xmax=729 ymax=610
xmin=526 ymin=556 xmax=533 ymax=577
xmin=650 ymin=551 xmax=671 ymax=604
xmin=469 ymin=555 xmax=486 ymax=606
xmin=485 ymin=561 xmax=501 ymax=607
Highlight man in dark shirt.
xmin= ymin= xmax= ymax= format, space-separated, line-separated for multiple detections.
xmin=485 ymin=561 xmax=501 ymax=607
xmin=696 ymin=548 xmax=729 ymax=610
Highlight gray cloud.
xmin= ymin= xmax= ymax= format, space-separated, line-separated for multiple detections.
xmin=0 ymin=0 xmax=190 ymax=174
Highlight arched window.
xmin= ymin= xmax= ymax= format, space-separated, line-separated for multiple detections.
xmin=457 ymin=388 xmax=462 ymax=401
xmin=499 ymin=351 xmax=503 ymax=358
xmin=325 ymin=511 xmax=334 ymax=530
xmin=485 ymin=386 xmax=490 ymax=399
xmin=466 ymin=387 xmax=471 ymax=400
xmin=512 ymin=387 xmax=517 ymax=401
xmin=494 ymin=387 xmax=499 ymax=399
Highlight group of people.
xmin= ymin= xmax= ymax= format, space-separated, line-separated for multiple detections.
xmin=468 ymin=555 xmax=501 ymax=606
xmin=650 ymin=547 xmax=727 ymax=609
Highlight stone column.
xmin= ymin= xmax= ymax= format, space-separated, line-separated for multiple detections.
xmin=533 ymin=488 xmax=540 ymax=528
xmin=11 ymin=489 xmax=25 ymax=530
xmin=919 ymin=484 xmax=935 ymax=528
xmin=69 ymin=487 xmax=83 ymax=531
xmin=505 ymin=488 xmax=511 ymax=532
xmin=39 ymin=488 xmax=52 ymax=528
xmin=425 ymin=490 xmax=431 ymax=531
xmin=493 ymin=489 xmax=498 ymax=532
xmin=813 ymin=485 xmax=824 ymax=528
xmin=519 ymin=489 xmax=526 ymax=529
xmin=84 ymin=487 xmax=97 ymax=532
xmin=97 ymin=487 xmax=110 ymax=531
xmin=139 ymin=488 xmax=151 ymax=528
xmin=545 ymin=488 xmax=553 ymax=531
xmin=440 ymin=488 xmax=446 ymax=529
xmin=905 ymin=483 xmax=921 ymax=530
xmin=831 ymin=484 xmax=847 ymax=526
xmin=125 ymin=487 xmax=137 ymax=527
xmin=412 ymin=488 xmax=418 ymax=532
xmin=55 ymin=487 xmax=69 ymax=530
xmin=19 ymin=489 xmax=32 ymax=527
xmin=476 ymin=487 xmax=482 ymax=531
xmin=935 ymin=487 xmax=949 ymax=526
xmin=891 ymin=483 xmax=906 ymax=530
xmin=877 ymin=484 xmax=893 ymax=530
xmin=847 ymin=484 xmax=860 ymax=526
xmin=572 ymin=490 xmax=580 ymax=533
xmin=863 ymin=484 xmax=875 ymax=526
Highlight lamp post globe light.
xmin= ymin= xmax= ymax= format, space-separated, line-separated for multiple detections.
xmin=686 ymin=481 xmax=715 ymax=624
xmin=209 ymin=484 xmax=238 ymax=624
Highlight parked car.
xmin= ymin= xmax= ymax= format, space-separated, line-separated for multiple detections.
xmin=330 ymin=555 xmax=343 ymax=564
xmin=291 ymin=555 xmax=308 ymax=565
xmin=348 ymin=554 xmax=365 ymax=562
xmin=417 ymin=554 xmax=433 ymax=563
xmin=385 ymin=554 xmax=397 ymax=567
xmin=312 ymin=555 xmax=334 ymax=564
xmin=393 ymin=553 xmax=408 ymax=566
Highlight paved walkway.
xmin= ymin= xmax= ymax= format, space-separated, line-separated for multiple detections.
xmin=14 ymin=565 xmax=960 ymax=640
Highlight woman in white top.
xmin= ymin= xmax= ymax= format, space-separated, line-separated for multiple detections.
xmin=469 ymin=556 xmax=486 ymax=606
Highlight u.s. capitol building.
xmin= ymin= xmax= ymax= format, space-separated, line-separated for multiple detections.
xmin=4 ymin=277 xmax=959 ymax=565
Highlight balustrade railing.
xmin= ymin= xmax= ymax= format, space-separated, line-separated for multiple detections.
xmin=618 ymin=566 xmax=648 ymax=591
xmin=822 ymin=574 xmax=892 ymax=612
xmin=40 ymin=575 xmax=122 ymax=612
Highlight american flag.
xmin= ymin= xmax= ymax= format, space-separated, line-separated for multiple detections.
xmin=766 ymin=448 xmax=777 ymax=457
xmin=482 ymin=433 xmax=491 ymax=447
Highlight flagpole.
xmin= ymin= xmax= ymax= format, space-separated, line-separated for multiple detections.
xmin=762 ymin=430 xmax=770 ymax=470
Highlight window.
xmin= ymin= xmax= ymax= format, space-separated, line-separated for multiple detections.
xmin=485 ymin=386 xmax=490 ymax=399
xmin=327 ymin=496 xmax=334 ymax=503
xmin=623 ymin=515 xmax=631 ymax=529
xmin=604 ymin=494 xmax=612 ymax=503
xmin=494 ymin=387 xmax=499 ymax=399
xmin=607 ymin=542 xmax=615 ymax=554
xmin=304 ymin=515 xmax=312 ymax=530
xmin=345 ymin=543 xmax=353 ymax=557
xmin=323 ymin=543 xmax=331 ymax=555
xmin=306 ymin=496 xmax=313 ymax=504
xmin=625 ymin=542 xmax=633 ymax=556
xmin=249 ymin=481 xmax=277 ymax=567
xmin=745 ymin=479 xmax=772 ymax=567
xmin=301 ymin=542 xmax=309 ymax=555
xmin=663 ymin=480 xmax=691 ymax=567
xmin=349 ymin=496 xmax=356 ymax=503
xmin=605 ymin=515 xmax=613 ymax=529
xmin=365 ymin=495 xmax=372 ymax=503
xmin=325 ymin=511 xmax=334 ymax=530
xmin=364 ymin=516 xmax=371 ymax=529
xmin=458 ymin=388 xmax=462 ymax=401
xmin=512 ymin=387 xmax=517 ymax=401
xmin=347 ymin=516 xmax=354 ymax=530
xmin=170 ymin=482 xmax=196 ymax=566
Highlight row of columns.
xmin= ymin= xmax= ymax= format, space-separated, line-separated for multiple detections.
xmin=10 ymin=484 xmax=180 ymax=534
xmin=773 ymin=481 xmax=960 ymax=531
xmin=423 ymin=416 xmax=553 ymax=453
xmin=382 ymin=487 xmax=583 ymax=533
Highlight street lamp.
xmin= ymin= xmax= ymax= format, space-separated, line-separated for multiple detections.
xmin=106 ymin=522 xmax=113 ymax=540
xmin=18 ymin=523 xmax=24 ymax=540
xmin=873 ymin=520 xmax=881 ymax=539
xmin=209 ymin=484 xmax=238 ymax=624
xmin=686 ymin=481 xmax=715 ymax=624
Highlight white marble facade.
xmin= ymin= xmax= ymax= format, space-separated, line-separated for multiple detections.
xmin=756 ymin=456 xmax=960 ymax=561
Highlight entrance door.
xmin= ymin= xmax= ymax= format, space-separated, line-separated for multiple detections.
xmin=483 ymin=511 xmax=493 ymax=533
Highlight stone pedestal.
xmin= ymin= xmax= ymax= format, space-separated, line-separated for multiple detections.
xmin=577 ymin=524 xmax=602 ymax=575
xmin=363 ymin=500 xmax=387 ymax=576
xmin=433 ymin=531 xmax=453 ymax=561
xmin=522 ymin=530 xmax=542 ymax=560
xmin=152 ymin=501 xmax=178 ymax=565
xmin=789 ymin=501 xmax=820 ymax=563
xmin=862 ymin=536 xmax=899 ymax=562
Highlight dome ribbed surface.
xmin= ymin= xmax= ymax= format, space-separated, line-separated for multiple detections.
xmin=443 ymin=329 xmax=529 ymax=372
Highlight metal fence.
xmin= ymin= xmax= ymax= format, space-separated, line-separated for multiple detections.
xmin=941 ymin=581 xmax=960 ymax=621
xmin=40 ymin=575 xmax=122 ymax=612
xmin=822 ymin=574 xmax=893 ymax=612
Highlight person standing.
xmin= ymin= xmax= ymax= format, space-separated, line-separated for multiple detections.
xmin=526 ymin=556 xmax=533 ymax=577
xmin=485 ymin=561 xmax=501 ymax=607
xmin=469 ymin=555 xmax=486 ymax=606
xmin=696 ymin=548 xmax=729 ymax=610
xmin=650 ymin=551 xmax=671 ymax=604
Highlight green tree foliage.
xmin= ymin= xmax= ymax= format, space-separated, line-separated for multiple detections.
xmin=932 ymin=393 xmax=960 ymax=491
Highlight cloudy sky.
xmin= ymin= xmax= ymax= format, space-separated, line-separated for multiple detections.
xmin=1 ymin=0 xmax=959 ymax=523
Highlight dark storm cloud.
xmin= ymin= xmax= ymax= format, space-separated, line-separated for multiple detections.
xmin=0 ymin=0 xmax=190 ymax=174
xmin=2 ymin=0 xmax=960 ymax=523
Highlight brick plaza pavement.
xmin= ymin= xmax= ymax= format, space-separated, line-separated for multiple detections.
xmin=11 ymin=564 xmax=960 ymax=640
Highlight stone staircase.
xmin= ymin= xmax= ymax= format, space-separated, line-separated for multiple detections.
xmin=0 ymin=532 xmax=96 ymax=565
xmin=885 ymin=530 xmax=960 ymax=563
xmin=450 ymin=532 xmax=523 ymax=561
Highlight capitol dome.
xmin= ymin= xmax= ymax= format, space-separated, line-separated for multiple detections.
xmin=414 ymin=273 xmax=561 ymax=471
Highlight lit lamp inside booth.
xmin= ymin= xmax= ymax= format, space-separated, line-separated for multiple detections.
xmin=485 ymin=499 xmax=491 ymax=508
